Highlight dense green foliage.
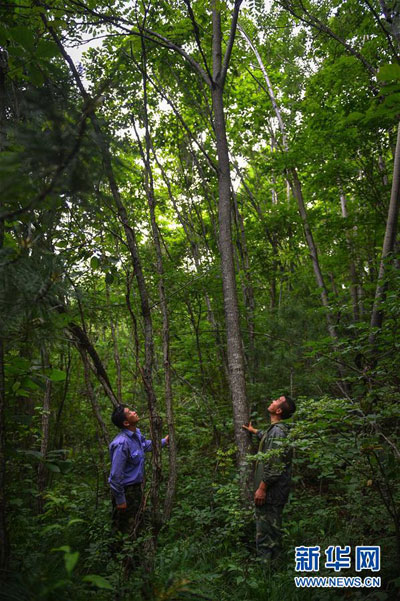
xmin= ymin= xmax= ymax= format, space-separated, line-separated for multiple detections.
xmin=1 ymin=0 xmax=400 ymax=599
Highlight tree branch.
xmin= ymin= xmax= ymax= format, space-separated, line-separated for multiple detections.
xmin=276 ymin=0 xmax=377 ymax=78
xmin=183 ymin=0 xmax=213 ymax=82
xmin=63 ymin=0 xmax=212 ymax=85
xmin=220 ymin=0 xmax=244 ymax=87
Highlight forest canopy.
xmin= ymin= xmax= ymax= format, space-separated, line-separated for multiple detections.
xmin=0 ymin=0 xmax=399 ymax=600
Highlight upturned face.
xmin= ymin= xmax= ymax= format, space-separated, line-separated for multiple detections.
xmin=267 ymin=396 xmax=286 ymax=415
xmin=123 ymin=407 xmax=140 ymax=427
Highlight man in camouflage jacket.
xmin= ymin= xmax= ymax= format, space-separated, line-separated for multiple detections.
xmin=243 ymin=394 xmax=296 ymax=560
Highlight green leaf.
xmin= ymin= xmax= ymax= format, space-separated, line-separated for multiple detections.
xmin=37 ymin=40 xmax=59 ymax=59
xmin=377 ymin=63 xmax=400 ymax=82
xmin=105 ymin=272 xmax=114 ymax=284
xmin=90 ymin=256 xmax=100 ymax=270
xmin=83 ymin=574 xmax=113 ymax=590
xmin=47 ymin=369 xmax=66 ymax=382
xmin=18 ymin=449 xmax=43 ymax=460
xmin=10 ymin=26 xmax=35 ymax=50
xmin=45 ymin=462 xmax=61 ymax=473
xmin=67 ymin=518 xmax=85 ymax=527
xmin=344 ymin=111 xmax=364 ymax=124
xmin=27 ymin=65 xmax=45 ymax=87
xmin=65 ymin=550 xmax=79 ymax=575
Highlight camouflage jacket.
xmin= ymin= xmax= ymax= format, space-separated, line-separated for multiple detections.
xmin=254 ymin=422 xmax=293 ymax=506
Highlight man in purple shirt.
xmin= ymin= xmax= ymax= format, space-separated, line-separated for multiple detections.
xmin=109 ymin=405 xmax=169 ymax=537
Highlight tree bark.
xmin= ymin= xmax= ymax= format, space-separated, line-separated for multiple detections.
xmin=0 ymin=44 xmax=9 ymax=572
xmin=232 ymin=188 xmax=256 ymax=380
xmin=338 ymin=182 xmax=360 ymax=322
xmin=105 ymin=283 xmax=123 ymax=403
xmin=37 ymin=348 xmax=52 ymax=514
xmin=0 ymin=335 xmax=7 ymax=570
xmin=64 ymin=318 xmax=119 ymax=407
xmin=290 ymin=168 xmax=338 ymax=341
xmin=53 ymin=349 xmax=71 ymax=448
xmin=82 ymin=351 xmax=110 ymax=447
xmin=369 ymin=122 xmax=400 ymax=345
xmin=211 ymin=3 xmax=249 ymax=486
xmin=135 ymin=43 xmax=177 ymax=521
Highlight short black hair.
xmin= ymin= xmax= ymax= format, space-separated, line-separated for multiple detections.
xmin=111 ymin=405 xmax=127 ymax=429
xmin=280 ymin=395 xmax=296 ymax=419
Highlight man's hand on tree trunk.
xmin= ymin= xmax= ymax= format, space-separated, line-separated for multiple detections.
xmin=254 ymin=483 xmax=267 ymax=506
xmin=242 ymin=421 xmax=258 ymax=435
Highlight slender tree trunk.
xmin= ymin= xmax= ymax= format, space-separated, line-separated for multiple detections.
xmin=81 ymin=349 xmax=110 ymax=482
xmin=338 ymin=182 xmax=360 ymax=322
xmin=152 ymin=144 xmax=229 ymax=381
xmin=37 ymin=348 xmax=52 ymax=514
xmin=81 ymin=351 xmax=109 ymax=486
xmin=0 ymin=335 xmax=7 ymax=570
xmin=241 ymin=26 xmax=352 ymax=395
xmin=211 ymin=7 xmax=249 ymax=484
xmin=369 ymin=122 xmax=400 ymax=345
xmin=53 ymin=349 xmax=71 ymax=448
xmin=378 ymin=154 xmax=389 ymax=186
xmin=271 ymin=139 xmax=278 ymax=204
xmin=241 ymin=27 xmax=338 ymax=339
xmin=136 ymin=46 xmax=177 ymax=521
xmin=64 ymin=318 xmax=119 ymax=407
xmin=125 ymin=271 xmax=140 ymax=382
xmin=105 ymin=284 xmax=122 ymax=403
xmin=290 ymin=168 xmax=338 ymax=340
xmin=232 ymin=189 xmax=256 ymax=380
xmin=82 ymin=351 xmax=110 ymax=447
xmin=0 ymin=44 xmax=9 ymax=573
xmin=96 ymin=130 xmax=163 ymax=538
xmin=231 ymin=159 xmax=281 ymax=311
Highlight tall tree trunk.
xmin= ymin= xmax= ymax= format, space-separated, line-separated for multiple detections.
xmin=0 ymin=42 xmax=9 ymax=573
xmin=105 ymin=283 xmax=122 ymax=403
xmin=92 ymin=124 xmax=163 ymax=540
xmin=0 ymin=229 xmax=8 ymax=570
xmin=240 ymin=26 xmax=352 ymax=395
xmin=53 ymin=349 xmax=71 ymax=448
xmin=82 ymin=351 xmax=110 ymax=447
xmin=378 ymin=154 xmax=389 ymax=186
xmin=232 ymin=188 xmax=256 ymax=381
xmin=290 ymin=168 xmax=338 ymax=341
xmin=211 ymin=4 xmax=249 ymax=486
xmin=338 ymin=182 xmax=360 ymax=322
xmin=37 ymin=348 xmax=52 ymax=514
xmin=135 ymin=43 xmax=177 ymax=522
xmin=369 ymin=122 xmax=400 ymax=345
xmin=240 ymin=28 xmax=338 ymax=340
xmin=152 ymin=142 xmax=229 ymax=382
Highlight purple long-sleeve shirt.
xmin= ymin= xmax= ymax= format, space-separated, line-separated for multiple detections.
xmin=108 ymin=428 xmax=167 ymax=505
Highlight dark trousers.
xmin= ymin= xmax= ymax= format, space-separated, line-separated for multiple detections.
xmin=111 ymin=483 xmax=143 ymax=537
xmin=255 ymin=503 xmax=284 ymax=559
